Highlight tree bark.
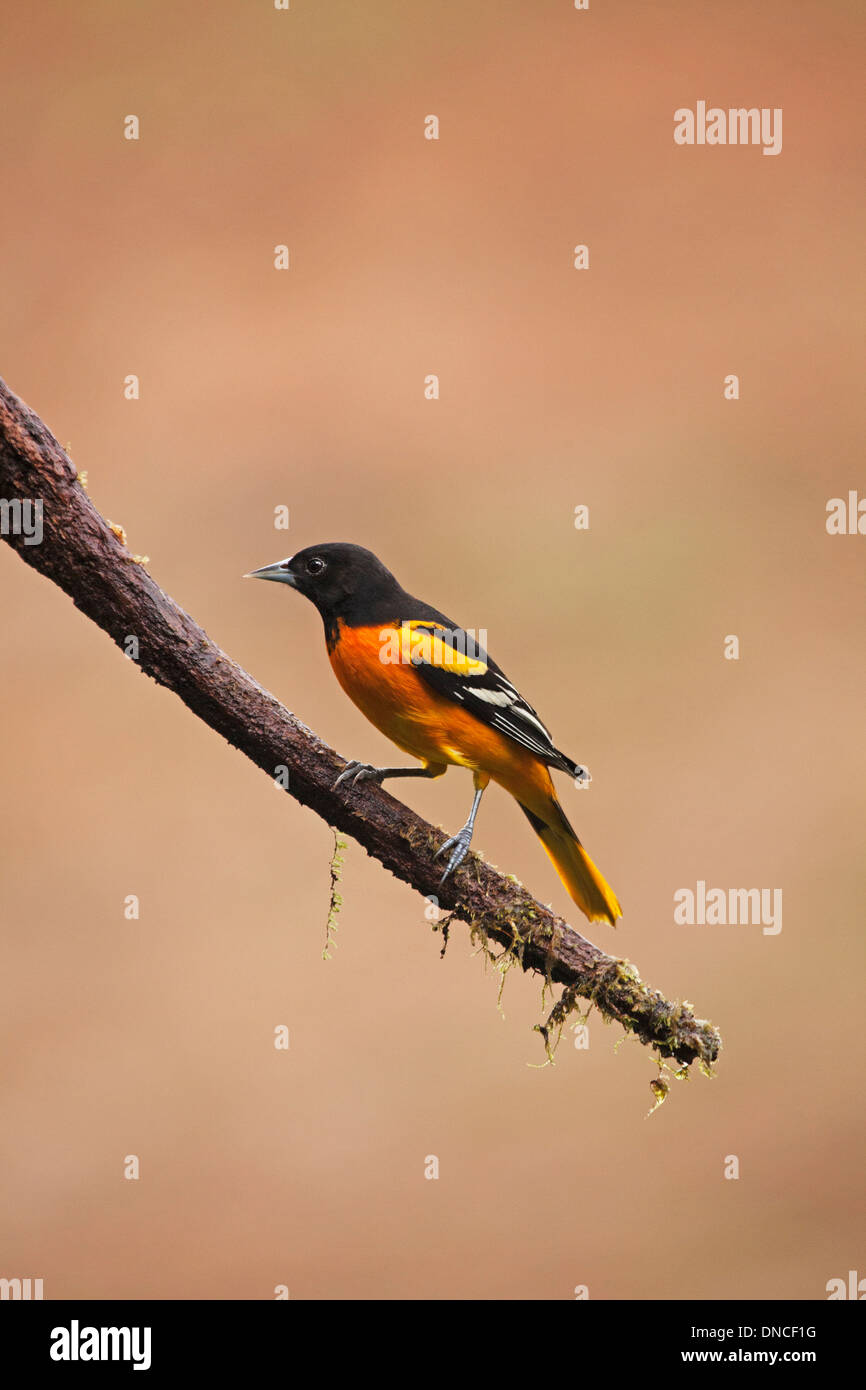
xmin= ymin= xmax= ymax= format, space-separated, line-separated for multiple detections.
xmin=0 ymin=376 xmax=721 ymax=1079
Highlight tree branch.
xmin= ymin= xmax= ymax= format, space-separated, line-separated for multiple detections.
xmin=0 ymin=376 xmax=721 ymax=1080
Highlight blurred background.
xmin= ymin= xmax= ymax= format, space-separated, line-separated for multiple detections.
xmin=1 ymin=0 xmax=864 ymax=1300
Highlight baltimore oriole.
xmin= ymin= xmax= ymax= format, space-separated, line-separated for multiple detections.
xmin=247 ymin=543 xmax=622 ymax=926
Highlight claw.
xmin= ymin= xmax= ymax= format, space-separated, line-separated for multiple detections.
xmin=334 ymin=760 xmax=382 ymax=790
xmin=435 ymin=784 xmax=484 ymax=883
xmin=572 ymin=763 xmax=592 ymax=789
xmin=435 ymin=829 xmax=473 ymax=883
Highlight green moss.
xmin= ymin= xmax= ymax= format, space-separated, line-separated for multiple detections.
xmin=322 ymin=830 xmax=348 ymax=960
xmin=647 ymin=1077 xmax=669 ymax=1115
xmin=414 ymin=845 xmax=720 ymax=1097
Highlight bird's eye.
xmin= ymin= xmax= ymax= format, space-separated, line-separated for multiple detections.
xmin=306 ymin=556 xmax=326 ymax=576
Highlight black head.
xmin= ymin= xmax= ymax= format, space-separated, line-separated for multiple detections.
xmin=245 ymin=542 xmax=404 ymax=628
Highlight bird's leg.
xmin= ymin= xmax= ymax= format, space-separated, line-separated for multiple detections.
xmin=435 ymin=782 xmax=486 ymax=883
xmin=334 ymin=761 xmax=443 ymax=789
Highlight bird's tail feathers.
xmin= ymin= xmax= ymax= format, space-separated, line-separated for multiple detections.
xmin=519 ymin=797 xmax=622 ymax=927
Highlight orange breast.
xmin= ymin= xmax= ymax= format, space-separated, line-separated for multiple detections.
xmin=328 ymin=622 xmax=552 ymax=805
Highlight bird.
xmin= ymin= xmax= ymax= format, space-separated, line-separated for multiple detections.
xmin=246 ymin=543 xmax=622 ymax=926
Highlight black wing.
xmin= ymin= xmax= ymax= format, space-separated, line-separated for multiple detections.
xmin=396 ymin=616 xmax=581 ymax=776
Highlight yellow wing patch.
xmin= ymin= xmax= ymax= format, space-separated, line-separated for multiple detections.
xmin=378 ymin=621 xmax=488 ymax=676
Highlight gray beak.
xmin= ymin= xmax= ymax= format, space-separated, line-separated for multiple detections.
xmin=244 ymin=558 xmax=299 ymax=586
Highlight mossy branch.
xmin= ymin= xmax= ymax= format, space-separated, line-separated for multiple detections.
xmin=0 ymin=376 xmax=721 ymax=1077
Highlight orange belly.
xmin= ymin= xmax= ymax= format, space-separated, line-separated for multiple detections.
xmin=328 ymin=621 xmax=553 ymax=805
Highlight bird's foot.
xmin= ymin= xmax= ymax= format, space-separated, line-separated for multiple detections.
xmin=435 ymin=826 xmax=474 ymax=883
xmin=572 ymin=763 xmax=592 ymax=789
xmin=334 ymin=760 xmax=383 ymax=789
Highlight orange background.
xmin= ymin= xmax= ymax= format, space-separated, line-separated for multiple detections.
xmin=1 ymin=0 xmax=864 ymax=1299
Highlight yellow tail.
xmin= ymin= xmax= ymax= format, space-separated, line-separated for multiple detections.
xmin=519 ymin=800 xmax=622 ymax=926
